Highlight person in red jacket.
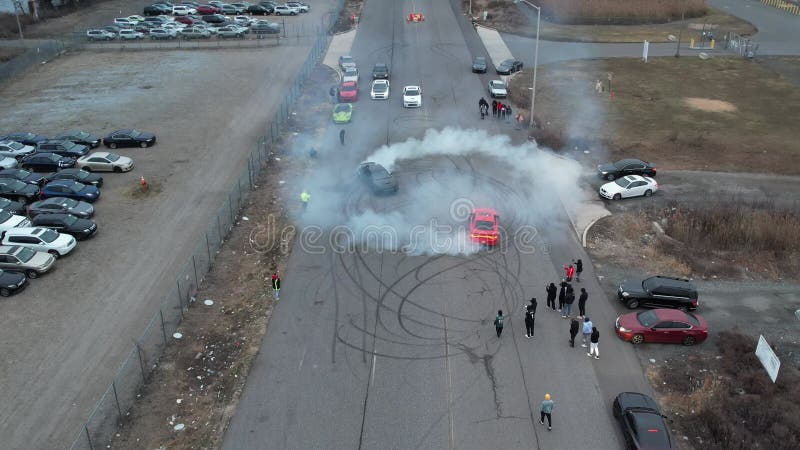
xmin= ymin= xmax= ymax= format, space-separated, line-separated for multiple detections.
xmin=564 ymin=264 xmax=575 ymax=282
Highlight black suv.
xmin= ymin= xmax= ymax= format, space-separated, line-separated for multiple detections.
xmin=372 ymin=63 xmax=389 ymax=79
xmin=618 ymin=275 xmax=698 ymax=311
xmin=36 ymin=140 xmax=89 ymax=158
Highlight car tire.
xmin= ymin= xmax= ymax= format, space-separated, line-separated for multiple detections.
xmin=631 ymin=334 xmax=644 ymax=344
xmin=606 ymin=173 xmax=615 ymax=181
xmin=82 ymin=166 xmax=91 ymax=172
xmin=26 ymin=270 xmax=39 ymax=279
xmin=682 ymin=336 xmax=697 ymax=346
xmin=109 ymin=142 xmax=117 ymax=149
xmin=644 ymin=189 xmax=653 ymax=197
xmin=0 ymin=288 xmax=10 ymax=297
xmin=626 ymin=299 xmax=639 ymax=309
xmin=612 ymin=193 xmax=621 ymax=200
xmin=48 ymin=250 xmax=60 ymax=259
xmin=113 ymin=166 xmax=122 ymax=173
xmin=140 ymin=141 xmax=149 ymax=148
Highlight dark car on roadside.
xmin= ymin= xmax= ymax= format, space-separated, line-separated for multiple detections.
xmin=36 ymin=140 xmax=89 ymax=158
xmin=372 ymin=63 xmax=389 ymax=79
xmin=495 ymin=58 xmax=523 ymax=75
xmin=0 ymin=179 xmax=41 ymax=203
xmin=32 ymin=213 xmax=97 ymax=240
xmin=103 ymin=129 xmax=156 ymax=149
xmin=0 ymin=169 xmax=45 ymax=186
xmin=44 ymin=168 xmax=102 ymax=187
xmin=357 ymin=162 xmax=398 ymax=195
xmin=202 ymin=14 xmax=227 ymax=23
xmin=613 ymin=392 xmax=674 ymax=449
xmin=250 ymin=20 xmax=280 ymax=34
xmin=0 ymin=198 xmax=25 ymax=215
xmin=143 ymin=4 xmax=172 ymax=15
xmin=52 ymin=131 xmax=101 ymax=148
xmin=0 ymin=269 xmax=27 ymax=297
xmin=248 ymin=4 xmax=273 ymax=14
xmin=41 ymin=180 xmax=100 ymax=203
xmin=0 ymin=132 xmax=47 ymax=146
xmin=27 ymin=197 xmax=94 ymax=219
xmin=618 ymin=275 xmax=698 ymax=311
xmin=597 ymin=158 xmax=657 ymax=181
xmin=21 ymin=153 xmax=76 ymax=172
xmin=472 ymin=56 xmax=487 ymax=73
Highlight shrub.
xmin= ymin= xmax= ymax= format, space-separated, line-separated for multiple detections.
xmin=537 ymin=0 xmax=708 ymax=24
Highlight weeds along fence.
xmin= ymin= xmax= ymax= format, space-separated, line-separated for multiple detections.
xmin=0 ymin=39 xmax=70 ymax=81
xmin=68 ymin=18 xmax=336 ymax=450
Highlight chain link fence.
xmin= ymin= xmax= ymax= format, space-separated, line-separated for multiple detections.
xmin=67 ymin=8 xmax=338 ymax=449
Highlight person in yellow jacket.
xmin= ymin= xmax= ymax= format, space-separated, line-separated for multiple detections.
xmin=300 ymin=190 xmax=310 ymax=210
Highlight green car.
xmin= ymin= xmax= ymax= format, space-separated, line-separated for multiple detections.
xmin=332 ymin=103 xmax=353 ymax=124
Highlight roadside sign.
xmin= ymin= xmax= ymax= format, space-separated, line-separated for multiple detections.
xmin=755 ymin=335 xmax=780 ymax=383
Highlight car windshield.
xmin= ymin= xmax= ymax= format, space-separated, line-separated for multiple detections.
xmin=334 ymin=104 xmax=350 ymax=113
xmin=0 ymin=211 xmax=10 ymax=222
xmin=341 ymin=84 xmax=356 ymax=92
xmin=474 ymin=57 xmax=485 ymax=64
xmin=492 ymin=81 xmax=505 ymax=89
xmin=341 ymin=57 xmax=353 ymax=65
xmin=636 ymin=310 xmax=659 ymax=327
xmin=106 ymin=153 xmax=120 ymax=162
xmin=405 ymin=88 xmax=419 ymax=96
xmin=373 ymin=83 xmax=387 ymax=91
xmin=614 ymin=178 xmax=630 ymax=187
xmin=6 ymin=180 xmax=25 ymax=190
xmin=475 ymin=220 xmax=494 ymax=231
xmin=344 ymin=69 xmax=357 ymax=76
xmin=16 ymin=246 xmax=36 ymax=262
xmin=39 ymin=229 xmax=59 ymax=243
xmin=683 ymin=312 xmax=700 ymax=326
xmin=614 ymin=159 xmax=634 ymax=168
xmin=8 ymin=142 xmax=23 ymax=150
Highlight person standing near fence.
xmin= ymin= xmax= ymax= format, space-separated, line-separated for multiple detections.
xmin=271 ymin=272 xmax=281 ymax=301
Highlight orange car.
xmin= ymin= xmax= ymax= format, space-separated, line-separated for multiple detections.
xmin=469 ymin=208 xmax=499 ymax=245
xmin=337 ymin=81 xmax=359 ymax=102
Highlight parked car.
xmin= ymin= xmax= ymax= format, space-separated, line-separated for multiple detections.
xmin=118 ymin=29 xmax=146 ymax=40
xmin=597 ymin=158 xmax=657 ymax=181
xmin=488 ymin=79 xmax=507 ymax=98
xmin=616 ymin=309 xmax=708 ymax=346
xmin=86 ymin=29 xmax=117 ymax=41
xmin=231 ymin=2 xmax=252 ymax=12
xmin=31 ymin=214 xmax=97 ymax=240
xmin=274 ymin=5 xmax=298 ymax=15
xmin=357 ymin=162 xmax=398 ymax=195
xmin=250 ymin=20 xmax=280 ymax=34
xmin=172 ymin=5 xmax=196 ymax=15
xmin=232 ymin=15 xmax=252 ymax=27
xmin=41 ymin=180 xmax=100 ymax=203
xmin=76 ymin=152 xmax=134 ymax=173
xmin=102 ymin=25 xmax=122 ymax=35
xmin=247 ymin=4 xmax=273 ymax=14
xmin=1 ymin=227 xmax=76 ymax=258
xmin=0 ymin=245 xmax=55 ymax=279
xmin=20 ymin=153 xmax=76 ymax=172
xmin=134 ymin=23 xmax=155 ymax=34
xmin=179 ymin=26 xmax=212 ymax=38
xmin=495 ymin=58 xmax=523 ymax=75
xmin=201 ymin=13 xmax=227 ymax=23
xmin=618 ymin=275 xmax=699 ymax=311
xmin=0 ymin=156 xmax=17 ymax=170
xmin=337 ymin=81 xmax=358 ymax=102
xmin=0 ymin=140 xmax=36 ymax=160
xmin=144 ymin=4 xmax=173 ymax=16
xmin=196 ymin=5 xmax=220 ymax=14
xmin=217 ymin=24 xmax=247 ymax=38
xmin=52 ymin=131 xmax=101 ymax=148
xmin=143 ymin=16 xmax=170 ymax=26
xmin=0 ymin=269 xmax=27 ymax=297
xmin=103 ymin=129 xmax=156 ymax=148
xmin=402 ymin=85 xmax=422 ymax=108
xmin=113 ymin=17 xmax=135 ymax=28
xmin=370 ymin=79 xmax=390 ymax=100
xmin=341 ymin=67 xmax=359 ymax=84
xmin=150 ymin=27 xmax=179 ymax=39
xmin=599 ymin=175 xmax=658 ymax=200
xmin=0 ymin=169 xmax=45 ymax=186
xmin=44 ymin=168 xmax=102 ymax=187
xmin=286 ymin=2 xmax=308 ymax=12
xmin=613 ymin=392 xmax=674 ymax=449
xmin=220 ymin=4 xmax=238 ymax=14
xmin=0 ymin=179 xmax=41 ymax=203
xmin=472 ymin=56 xmax=487 ymax=73
xmin=331 ymin=103 xmax=353 ymax=124
xmin=338 ymin=55 xmax=355 ymax=70
xmin=0 ymin=132 xmax=47 ymax=146
xmin=27 ymin=197 xmax=94 ymax=219
xmin=372 ymin=63 xmax=389 ymax=79
xmin=36 ymin=140 xmax=89 ymax=158
xmin=127 ymin=15 xmax=146 ymax=23
xmin=0 ymin=211 xmax=30 ymax=232
xmin=0 ymin=198 xmax=25 ymax=215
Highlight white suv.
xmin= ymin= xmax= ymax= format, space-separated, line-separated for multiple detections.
xmin=118 ymin=29 xmax=145 ymax=40
xmin=0 ymin=140 xmax=35 ymax=160
xmin=1 ymin=227 xmax=76 ymax=257
xmin=86 ymin=29 xmax=117 ymax=41
xmin=274 ymin=5 xmax=299 ymax=15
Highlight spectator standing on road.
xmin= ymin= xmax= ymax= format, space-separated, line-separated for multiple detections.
xmin=581 ymin=317 xmax=593 ymax=347
xmin=494 ymin=310 xmax=505 ymax=338
xmin=558 ymin=280 xmax=568 ymax=312
xmin=339 ymin=129 xmax=346 ymax=145
xmin=527 ymin=297 xmax=538 ymax=316
xmin=492 ymin=100 xmax=498 ymax=117
xmin=546 ymin=283 xmax=557 ymax=311
xmin=588 ymin=327 xmax=600 ymax=359
xmin=578 ymin=288 xmax=588 ymax=317
xmin=564 ymin=264 xmax=575 ymax=282
xmin=575 ymin=258 xmax=583 ymax=282
xmin=540 ymin=394 xmax=554 ymax=430
xmin=569 ymin=318 xmax=580 ymax=347
xmin=563 ymin=286 xmax=575 ymax=318
xmin=524 ymin=305 xmax=535 ymax=338
xmin=271 ymin=272 xmax=281 ymax=301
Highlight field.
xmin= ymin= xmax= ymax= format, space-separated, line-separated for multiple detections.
xmin=508 ymin=57 xmax=800 ymax=175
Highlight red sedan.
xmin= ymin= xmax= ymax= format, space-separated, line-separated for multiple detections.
xmin=338 ymin=81 xmax=359 ymax=102
xmin=615 ymin=308 xmax=708 ymax=346
xmin=196 ymin=5 xmax=221 ymax=14
xmin=468 ymin=208 xmax=499 ymax=246
xmin=174 ymin=16 xmax=195 ymax=25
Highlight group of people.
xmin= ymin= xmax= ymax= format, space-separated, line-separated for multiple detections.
xmin=477 ymin=97 xmax=512 ymax=120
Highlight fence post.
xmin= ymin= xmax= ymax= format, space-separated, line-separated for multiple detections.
xmin=112 ymin=380 xmax=123 ymax=422
xmin=217 ymin=214 xmax=223 ymax=243
xmin=159 ymin=308 xmax=168 ymax=345
xmin=206 ymin=232 xmax=212 ymax=265
xmin=192 ymin=255 xmax=199 ymax=289
xmin=228 ymin=193 xmax=234 ymax=225
xmin=248 ymin=157 xmax=253 ymax=189
xmin=238 ymin=180 xmax=243 ymax=209
xmin=135 ymin=342 xmax=146 ymax=380
xmin=84 ymin=424 xmax=93 ymax=450
xmin=176 ymin=281 xmax=184 ymax=318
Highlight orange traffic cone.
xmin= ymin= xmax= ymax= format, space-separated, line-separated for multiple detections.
xmin=140 ymin=175 xmax=148 ymax=192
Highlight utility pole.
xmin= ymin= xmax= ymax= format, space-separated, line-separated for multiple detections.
xmin=514 ymin=0 xmax=541 ymax=128
xmin=675 ymin=0 xmax=686 ymax=57
xmin=12 ymin=0 xmax=25 ymax=40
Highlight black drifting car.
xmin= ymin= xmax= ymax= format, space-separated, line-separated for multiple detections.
xmin=358 ymin=162 xmax=398 ymax=195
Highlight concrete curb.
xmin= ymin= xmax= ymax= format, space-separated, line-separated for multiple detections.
xmin=582 ymin=216 xmax=604 ymax=248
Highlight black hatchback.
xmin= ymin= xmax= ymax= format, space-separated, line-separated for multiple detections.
xmin=31 ymin=213 xmax=97 ymax=240
xmin=613 ymin=392 xmax=673 ymax=449
xmin=358 ymin=162 xmax=398 ymax=195
xmin=0 ymin=169 xmax=45 ymax=186
xmin=21 ymin=153 xmax=76 ymax=172
xmin=495 ymin=59 xmax=523 ymax=75
xmin=0 ymin=197 xmax=24 ymax=215
xmin=0 ymin=179 xmax=41 ymax=203
xmin=44 ymin=168 xmax=103 ymax=187
xmin=472 ymin=56 xmax=487 ymax=73
xmin=597 ymin=158 xmax=657 ymax=181
xmin=372 ymin=63 xmax=389 ymax=79
xmin=0 ymin=269 xmax=26 ymax=297
xmin=103 ymin=129 xmax=156 ymax=149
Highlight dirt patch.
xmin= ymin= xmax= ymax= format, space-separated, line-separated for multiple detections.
xmin=648 ymin=331 xmax=800 ymax=450
xmin=508 ymin=57 xmax=800 ymax=175
xmin=0 ymin=47 xmax=23 ymax=62
xmin=333 ymin=0 xmax=364 ymax=33
xmin=684 ymin=97 xmax=737 ymax=112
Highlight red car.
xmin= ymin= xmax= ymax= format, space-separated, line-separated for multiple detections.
xmin=196 ymin=5 xmax=221 ymax=14
xmin=338 ymin=81 xmax=358 ymax=102
xmin=468 ymin=208 xmax=499 ymax=246
xmin=174 ymin=16 xmax=195 ymax=25
xmin=615 ymin=308 xmax=708 ymax=346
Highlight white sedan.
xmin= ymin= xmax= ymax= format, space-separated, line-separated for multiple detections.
xmin=402 ymin=85 xmax=422 ymax=108
xmin=172 ymin=5 xmax=196 ymax=15
xmin=0 ymin=140 xmax=35 ymax=159
xmin=599 ymin=175 xmax=658 ymax=200
xmin=76 ymin=152 xmax=134 ymax=173
xmin=488 ymin=80 xmax=507 ymax=98
xmin=371 ymin=79 xmax=390 ymax=100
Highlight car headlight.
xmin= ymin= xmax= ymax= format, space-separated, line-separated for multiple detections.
xmin=621 ymin=292 xmax=629 ymax=297
xmin=83 ymin=229 xmax=91 ymax=233
xmin=618 ymin=326 xmax=630 ymax=333
xmin=8 ymin=284 xmax=17 ymax=288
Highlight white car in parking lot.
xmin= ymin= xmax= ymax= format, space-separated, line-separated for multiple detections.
xmin=274 ymin=5 xmax=299 ymax=15
xmin=371 ymin=79 xmax=390 ymax=100
xmin=0 ymin=141 xmax=35 ymax=160
xmin=402 ymin=85 xmax=422 ymax=108
xmin=172 ymin=5 xmax=196 ymax=15
xmin=150 ymin=28 xmax=178 ymax=39
xmin=76 ymin=152 xmax=134 ymax=173
xmin=113 ymin=18 xmax=134 ymax=28
xmin=488 ymin=80 xmax=507 ymax=98
xmin=1 ymin=227 xmax=76 ymax=257
xmin=118 ymin=29 xmax=145 ymax=40
xmin=86 ymin=29 xmax=117 ymax=41
xmin=599 ymin=175 xmax=659 ymax=200
xmin=0 ymin=211 xmax=30 ymax=232
xmin=0 ymin=155 xmax=18 ymax=170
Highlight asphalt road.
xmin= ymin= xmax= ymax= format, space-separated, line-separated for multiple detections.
xmin=222 ymin=0 xmax=656 ymax=448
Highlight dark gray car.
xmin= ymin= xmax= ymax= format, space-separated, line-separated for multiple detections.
xmin=358 ymin=162 xmax=398 ymax=195
xmin=27 ymin=197 xmax=95 ymax=219
xmin=472 ymin=56 xmax=487 ymax=73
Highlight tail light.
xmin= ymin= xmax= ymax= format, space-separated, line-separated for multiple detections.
xmin=691 ymin=299 xmax=698 ymax=308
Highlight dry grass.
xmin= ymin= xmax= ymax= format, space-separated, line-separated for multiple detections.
xmin=651 ymin=331 xmax=800 ymax=450
xmin=537 ymin=0 xmax=707 ymax=24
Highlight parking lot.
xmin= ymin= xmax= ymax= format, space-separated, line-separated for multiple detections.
xmin=0 ymin=39 xmax=319 ymax=446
